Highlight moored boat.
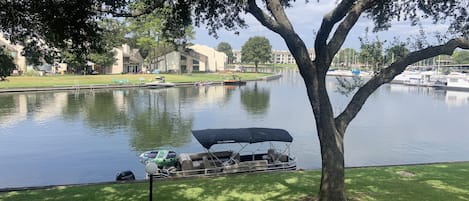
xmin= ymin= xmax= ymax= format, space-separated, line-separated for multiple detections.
xmin=139 ymin=150 xmax=178 ymax=167
xmin=223 ymin=80 xmax=247 ymax=85
xmin=140 ymin=128 xmax=296 ymax=178
xmin=446 ymin=72 xmax=469 ymax=91
xmin=194 ymin=81 xmax=214 ymax=86
xmin=145 ymin=81 xmax=176 ymax=88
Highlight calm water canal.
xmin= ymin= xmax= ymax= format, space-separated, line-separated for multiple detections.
xmin=1 ymin=71 xmax=469 ymax=188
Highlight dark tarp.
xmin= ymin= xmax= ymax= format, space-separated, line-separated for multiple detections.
xmin=192 ymin=128 xmax=293 ymax=149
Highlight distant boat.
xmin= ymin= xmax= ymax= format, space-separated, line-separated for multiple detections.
xmin=393 ymin=71 xmax=446 ymax=88
xmin=223 ymin=80 xmax=247 ymax=85
xmin=446 ymin=72 xmax=469 ymax=91
xmin=145 ymin=81 xmax=175 ymax=88
xmin=194 ymin=81 xmax=214 ymax=86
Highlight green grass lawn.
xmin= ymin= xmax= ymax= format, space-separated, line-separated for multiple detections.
xmin=0 ymin=72 xmax=271 ymax=89
xmin=1 ymin=162 xmax=469 ymax=201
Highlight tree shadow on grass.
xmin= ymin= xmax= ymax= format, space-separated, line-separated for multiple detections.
xmin=156 ymin=171 xmax=321 ymax=201
xmin=3 ymin=163 xmax=469 ymax=201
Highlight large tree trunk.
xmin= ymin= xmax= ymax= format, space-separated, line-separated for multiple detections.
xmin=310 ymin=75 xmax=347 ymax=201
xmin=318 ymin=125 xmax=346 ymax=201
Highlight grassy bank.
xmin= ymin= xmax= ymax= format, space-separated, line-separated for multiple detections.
xmin=1 ymin=162 xmax=469 ymax=201
xmin=0 ymin=72 xmax=270 ymax=89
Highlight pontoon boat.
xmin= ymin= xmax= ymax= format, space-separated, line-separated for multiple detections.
xmin=139 ymin=128 xmax=296 ymax=178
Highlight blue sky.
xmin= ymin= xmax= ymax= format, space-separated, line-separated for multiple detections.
xmin=192 ymin=1 xmax=449 ymax=51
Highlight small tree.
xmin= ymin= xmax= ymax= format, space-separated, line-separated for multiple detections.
xmin=333 ymin=48 xmax=358 ymax=68
xmin=359 ymin=36 xmax=383 ymax=72
xmin=88 ymin=51 xmax=116 ymax=73
xmin=241 ymin=36 xmax=272 ymax=73
xmin=452 ymin=50 xmax=469 ymax=64
xmin=216 ymin=42 xmax=234 ymax=64
xmin=0 ymin=48 xmax=16 ymax=80
xmin=61 ymin=51 xmax=86 ymax=74
xmin=385 ymin=43 xmax=410 ymax=65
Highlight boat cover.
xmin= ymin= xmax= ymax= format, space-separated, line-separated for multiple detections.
xmin=192 ymin=128 xmax=293 ymax=149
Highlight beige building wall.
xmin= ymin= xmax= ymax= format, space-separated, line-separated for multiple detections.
xmin=189 ymin=44 xmax=227 ymax=72
xmin=111 ymin=47 xmax=124 ymax=74
xmin=111 ymin=44 xmax=144 ymax=74
xmin=157 ymin=51 xmax=181 ymax=72
xmin=0 ymin=34 xmax=27 ymax=72
xmin=157 ymin=49 xmax=211 ymax=73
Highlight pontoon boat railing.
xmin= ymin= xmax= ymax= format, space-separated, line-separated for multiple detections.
xmin=149 ymin=160 xmax=296 ymax=179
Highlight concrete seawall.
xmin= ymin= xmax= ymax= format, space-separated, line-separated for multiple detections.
xmin=0 ymin=74 xmax=282 ymax=93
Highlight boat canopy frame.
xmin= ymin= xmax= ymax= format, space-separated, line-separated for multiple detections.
xmin=191 ymin=128 xmax=293 ymax=149
xmin=192 ymin=128 xmax=294 ymax=166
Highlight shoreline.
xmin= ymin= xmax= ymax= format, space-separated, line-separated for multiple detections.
xmin=2 ymin=160 xmax=468 ymax=193
xmin=0 ymin=73 xmax=281 ymax=94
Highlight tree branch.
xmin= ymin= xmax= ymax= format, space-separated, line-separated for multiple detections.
xmin=327 ymin=0 xmax=375 ymax=59
xmin=265 ymin=0 xmax=294 ymax=32
xmin=314 ymin=0 xmax=356 ymax=57
xmin=335 ymin=38 xmax=469 ymax=133
xmin=250 ymin=0 xmax=316 ymax=81
xmin=245 ymin=0 xmax=281 ymax=33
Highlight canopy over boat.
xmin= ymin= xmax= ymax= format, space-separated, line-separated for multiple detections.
xmin=192 ymin=128 xmax=293 ymax=149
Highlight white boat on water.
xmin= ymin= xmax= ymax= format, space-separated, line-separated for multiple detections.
xmin=145 ymin=81 xmax=175 ymax=88
xmin=145 ymin=76 xmax=176 ymax=88
xmin=446 ymin=72 xmax=469 ymax=91
xmin=393 ymin=71 xmax=445 ymax=87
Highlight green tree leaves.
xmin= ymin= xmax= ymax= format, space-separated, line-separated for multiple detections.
xmin=452 ymin=50 xmax=469 ymax=64
xmin=359 ymin=35 xmax=383 ymax=72
xmin=385 ymin=43 xmax=410 ymax=65
xmin=241 ymin=36 xmax=272 ymax=73
xmin=217 ymin=42 xmax=234 ymax=64
xmin=0 ymin=48 xmax=16 ymax=80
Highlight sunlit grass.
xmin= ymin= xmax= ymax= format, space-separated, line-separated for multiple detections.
xmin=1 ymin=162 xmax=469 ymax=201
xmin=0 ymin=72 xmax=271 ymax=89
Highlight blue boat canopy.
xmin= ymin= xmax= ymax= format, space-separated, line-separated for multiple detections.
xmin=192 ymin=128 xmax=293 ymax=149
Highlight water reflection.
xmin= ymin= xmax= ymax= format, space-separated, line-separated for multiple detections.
xmin=0 ymin=95 xmax=23 ymax=128
xmin=240 ymin=82 xmax=270 ymax=116
xmin=445 ymin=90 xmax=469 ymax=107
xmin=85 ymin=92 xmax=130 ymax=130
xmin=128 ymin=89 xmax=194 ymax=151
xmin=1 ymin=72 xmax=469 ymax=188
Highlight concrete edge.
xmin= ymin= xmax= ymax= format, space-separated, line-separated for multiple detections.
xmin=0 ymin=74 xmax=283 ymax=93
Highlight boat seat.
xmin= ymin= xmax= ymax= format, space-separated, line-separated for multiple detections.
xmin=203 ymin=156 xmax=215 ymax=169
xmin=278 ymin=154 xmax=288 ymax=162
xmin=267 ymin=149 xmax=279 ymax=162
xmin=178 ymin=153 xmax=193 ymax=171
xmin=223 ymin=153 xmax=240 ymax=166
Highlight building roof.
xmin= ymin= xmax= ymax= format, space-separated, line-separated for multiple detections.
xmin=124 ymin=49 xmax=143 ymax=64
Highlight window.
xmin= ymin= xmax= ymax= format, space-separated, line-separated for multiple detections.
xmin=193 ymin=60 xmax=200 ymax=71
